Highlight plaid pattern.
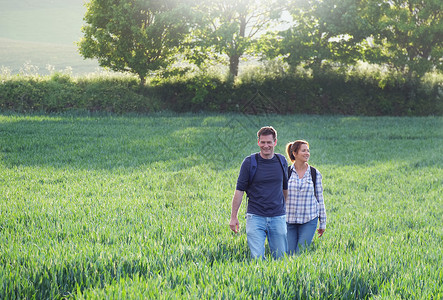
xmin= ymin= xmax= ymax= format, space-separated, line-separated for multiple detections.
xmin=286 ymin=164 xmax=327 ymax=229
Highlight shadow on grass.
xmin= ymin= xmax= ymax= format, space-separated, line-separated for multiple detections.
xmin=2 ymin=113 xmax=442 ymax=172
xmin=0 ymin=114 xmax=246 ymax=171
xmin=0 ymin=107 xmax=294 ymax=173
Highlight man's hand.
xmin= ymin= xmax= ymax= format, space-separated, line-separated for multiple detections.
xmin=229 ymin=190 xmax=244 ymax=234
xmin=317 ymin=228 xmax=325 ymax=237
xmin=230 ymin=217 xmax=240 ymax=233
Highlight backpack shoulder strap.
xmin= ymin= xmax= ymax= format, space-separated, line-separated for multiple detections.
xmin=310 ymin=166 xmax=317 ymax=195
xmin=287 ymin=165 xmax=317 ymax=195
xmin=249 ymin=153 xmax=287 ymax=185
xmin=275 ymin=153 xmax=288 ymax=179
xmin=248 ymin=153 xmax=259 ymax=185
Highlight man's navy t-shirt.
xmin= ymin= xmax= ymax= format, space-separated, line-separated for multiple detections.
xmin=236 ymin=154 xmax=288 ymax=217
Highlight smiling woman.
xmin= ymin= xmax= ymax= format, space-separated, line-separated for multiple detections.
xmin=285 ymin=139 xmax=327 ymax=255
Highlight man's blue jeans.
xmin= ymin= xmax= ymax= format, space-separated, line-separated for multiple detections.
xmin=287 ymin=217 xmax=318 ymax=255
xmin=245 ymin=213 xmax=287 ymax=259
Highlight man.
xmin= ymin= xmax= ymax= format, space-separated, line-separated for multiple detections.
xmin=229 ymin=126 xmax=288 ymax=259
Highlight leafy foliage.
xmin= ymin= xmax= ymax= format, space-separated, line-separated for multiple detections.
xmin=181 ymin=0 xmax=284 ymax=78
xmin=364 ymin=0 xmax=443 ymax=77
xmin=0 ymin=73 xmax=163 ymax=113
xmin=262 ymin=0 xmax=443 ymax=79
xmin=1 ymin=68 xmax=441 ymax=115
xmin=267 ymin=0 xmax=367 ymax=71
xmin=78 ymin=0 xmax=193 ymax=84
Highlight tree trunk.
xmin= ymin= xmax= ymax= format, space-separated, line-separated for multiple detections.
xmin=229 ymin=55 xmax=240 ymax=78
xmin=139 ymin=75 xmax=146 ymax=86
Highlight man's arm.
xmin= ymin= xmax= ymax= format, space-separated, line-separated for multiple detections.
xmin=283 ymin=189 xmax=288 ymax=204
xmin=229 ymin=190 xmax=244 ymax=233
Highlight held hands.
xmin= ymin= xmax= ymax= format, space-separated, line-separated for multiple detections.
xmin=229 ymin=217 xmax=240 ymax=233
xmin=317 ymin=228 xmax=325 ymax=237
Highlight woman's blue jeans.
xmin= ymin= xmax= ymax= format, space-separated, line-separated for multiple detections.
xmin=287 ymin=217 xmax=318 ymax=255
xmin=245 ymin=213 xmax=287 ymax=259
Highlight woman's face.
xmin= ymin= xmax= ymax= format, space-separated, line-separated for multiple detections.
xmin=294 ymin=143 xmax=310 ymax=163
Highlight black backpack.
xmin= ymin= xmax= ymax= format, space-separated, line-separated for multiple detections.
xmin=288 ymin=165 xmax=317 ymax=195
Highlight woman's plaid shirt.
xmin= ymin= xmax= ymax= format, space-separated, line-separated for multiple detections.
xmin=286 ymin=164 xmax=327 ymax=229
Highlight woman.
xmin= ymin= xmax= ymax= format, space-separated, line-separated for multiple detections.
xmin=286 ymin=140 xmax=327 ymax=254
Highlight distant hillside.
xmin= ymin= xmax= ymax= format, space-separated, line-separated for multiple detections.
xmin=0 ymin=0 xmax=101 ymax=75
xmin=0 ymin=38 xmax=100 ymax=75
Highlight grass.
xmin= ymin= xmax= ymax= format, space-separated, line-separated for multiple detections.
xmin=0 ymin=0 xmax=100 ymax=75
xmin=0 ymin=38 xmax=101 ymax=75
xmin=0 ymin=113 xmax=442 ymax=299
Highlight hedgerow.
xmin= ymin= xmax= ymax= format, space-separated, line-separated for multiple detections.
xmin=1 ymin=67 xmax=442 ymax=116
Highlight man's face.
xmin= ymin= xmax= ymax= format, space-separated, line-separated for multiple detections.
xmin=258 ymin=134 xmax=276 ymax=158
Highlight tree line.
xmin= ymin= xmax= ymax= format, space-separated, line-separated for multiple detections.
xmin=78 ymin=0 xmax=442 ymax=85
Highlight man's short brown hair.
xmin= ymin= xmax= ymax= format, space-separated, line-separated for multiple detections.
xmin=257 ymin=126 xmax=277 ymax=140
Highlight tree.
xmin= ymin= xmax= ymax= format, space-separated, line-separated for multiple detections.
xmin=271 ymin=0 xmax=442 ymax=78
xmin=78 ymin=0 xmax=193 ymax=85
xmin=190 ymin=0 xmax=284 ymax=79
xmin=265 ymin=0 xmax=371 ymax=72
xmin=362 ymin=0 xmax=443 ymax=78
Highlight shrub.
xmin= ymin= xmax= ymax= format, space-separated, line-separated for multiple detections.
xmin=0 ymin=67 xmax=441 ymax=116
xmin=0 ymin=74 xmax=163 ymax=114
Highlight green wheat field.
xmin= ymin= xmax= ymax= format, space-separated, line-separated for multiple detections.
xmin=1 ymin=113 xmax=442 ymax=299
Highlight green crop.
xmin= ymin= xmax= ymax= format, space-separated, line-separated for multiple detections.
xmin=1 ymin=113 xmax=442 ymax=299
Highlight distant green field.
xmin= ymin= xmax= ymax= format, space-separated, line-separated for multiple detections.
xmin=1 ymin=113 xmax=442 ymax=298
xmin=0 ymin=37 xmax=100 ymax=75
xmin=0 ymin=0 xmax=100 ymax=74
xmin=0 ymin=4 xmax=84 ymax=44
